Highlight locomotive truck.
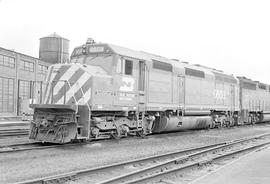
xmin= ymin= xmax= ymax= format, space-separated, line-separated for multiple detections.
xmin=29 ymin=39 xmax=270 ymax=143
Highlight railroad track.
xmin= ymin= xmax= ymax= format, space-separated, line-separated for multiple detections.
xmin=16 ymin=133 xmax=270 ymax=184
xmin=0 ymin=137 xmax=128 ymax=154
xmin=0 ymin=129 xmax=29 ymax=138
xmin=2 ymin=123 xmax=270 ymax=154
xmin=0 ymin=142 xmax=63 ymax=153
xmin=0 ymin=122 xmax=30 ymax=127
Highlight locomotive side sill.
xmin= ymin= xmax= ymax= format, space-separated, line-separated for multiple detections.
xmin=76 ymin=136 xmax=88 ymax=139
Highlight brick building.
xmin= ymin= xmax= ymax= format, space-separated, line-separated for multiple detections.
xmin=0 ymin=47 xmax=50 ymax=117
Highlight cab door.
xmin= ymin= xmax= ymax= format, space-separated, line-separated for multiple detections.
xmin=113 ymin=58 xmax=136 ymax=107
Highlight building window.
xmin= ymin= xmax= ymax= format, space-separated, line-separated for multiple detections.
xmin=19 ymin=80 xmax=31 ymax=99
xmin=0 ymin=54 xmax=15 ymax=68
xmin=20 ymin=60 xmax=34 ymax=72
xmin=38 ymin=64 xmax=48 ymax=74
xmin=0 ymin=77 xmax=14 ymax=113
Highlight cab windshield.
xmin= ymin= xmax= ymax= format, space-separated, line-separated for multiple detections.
xmin=71 ymin=55 xmax=113 ymax=73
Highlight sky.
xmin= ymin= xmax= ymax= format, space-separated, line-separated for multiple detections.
xmin=0 ymin=0 xmax=269 ymax=84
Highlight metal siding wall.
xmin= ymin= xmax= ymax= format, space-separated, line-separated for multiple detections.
xmin=148 ymin=70 xmax=172 ymax=103
xmin=172 ymin=74 xmax=179 ymax=104
xmin=185 ymin=77 xmax=201 ymax=105
xmin=267 ymin=92 xmax=270 ymax=111
xmin=201 ymin=79 xmax=214 ymax=105
xmin=214 ymin=81 xmax=224 ymax=105
xmin=241 ymin=88 xmax=266 ymax=111
xmin=223 ymin=83 xmax=231 ymax=106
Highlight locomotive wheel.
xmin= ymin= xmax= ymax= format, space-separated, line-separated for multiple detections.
xmin=136 ymin=130 xmax=146 ymax=138
xmin=111 ymin=131 xmax=121 ymax=140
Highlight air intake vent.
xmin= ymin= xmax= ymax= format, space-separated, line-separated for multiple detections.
xmin=259 ymin=83 xmax=266 ymax=90
xmin=185 ymin=68 xmax=205 ymax=78
xmin=152 ymin=60 xmax=172 ymax=72
xmin=242 ymin=81 xmax=256 ymax=90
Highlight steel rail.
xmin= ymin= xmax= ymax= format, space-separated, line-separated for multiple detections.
xmin=0 ymin=143 xmax=64 ymax=153
xmin=97 ymin=133 xmax=270 ymax=184
xmin=3 ymin=123 xmax=270 ymax=152
xmin=0 ymin=128 xmax=28 ymax=132
xmin=15 ymin=143 xmax=226 ymax=184
xmin=0 ymin=136 xmax=129 ymax=154
xmin=0 ymin=122 xmax=30 ymax=127
xmin=0 ymin=141 xmax=97 ymax=154
xmin=16 ymin=132 xmax=270 ymax=184
xmin=0 ymin=129 xmax=29 ymax=137
xmin=124 ymin=141 xmax=270 ymax=184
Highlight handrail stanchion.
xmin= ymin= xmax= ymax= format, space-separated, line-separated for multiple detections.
xmin=40 ymin=81 xmax=43 ymax=104
xmin=51 ymin=81 xmax=54 ymax=104
xmin=64 ymin=80 xmax=66 ymax=104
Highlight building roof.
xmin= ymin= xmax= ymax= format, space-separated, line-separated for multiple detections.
xmin=40 ymin=32 xmax=69 ymax=41
xmin=0 ymin=46 xmax=39 ymax=61
xmin=0 ymin=46 xmax=51 ymax=67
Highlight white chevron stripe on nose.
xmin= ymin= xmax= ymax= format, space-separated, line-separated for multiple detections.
xmin=55 ymin=72 xmax=91 ymax=104
xmin=53 ymin=65 xmax=79 ymax=96
xmin=44 ymin=70 xmax=58 ymax=103
xmin=45 ymin=67 xmax=53 ymax=82
xmin=77 ymin=87 xmax=92 ymax=105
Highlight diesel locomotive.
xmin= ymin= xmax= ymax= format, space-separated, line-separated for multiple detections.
xmin=29 ymin=39 xmax=270 ymax=143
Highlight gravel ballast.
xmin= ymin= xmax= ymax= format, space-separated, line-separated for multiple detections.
xmin=1 ymin=124 xmax=270 ymax=183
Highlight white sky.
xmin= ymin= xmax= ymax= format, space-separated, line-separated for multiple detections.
xmin=0 ymin=0 xmax=269 ymax=84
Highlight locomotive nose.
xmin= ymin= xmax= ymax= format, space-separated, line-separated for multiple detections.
xmin=43 ymin=63 xmax=94 ymax=106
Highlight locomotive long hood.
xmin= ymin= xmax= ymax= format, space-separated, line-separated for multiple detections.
xmin=42 ymin=63 xmax=107 ymax=106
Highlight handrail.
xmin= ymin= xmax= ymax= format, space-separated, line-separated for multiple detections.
xmin=73 ymin=81 xmax=91 ymax=138
xmin=75 ymin=81 xmax=91 ymax=112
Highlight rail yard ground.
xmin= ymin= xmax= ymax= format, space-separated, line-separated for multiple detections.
xmin=1 ymin=123 xmax=270 ymax=183
xmin=191 ymin=145 xmax=270 ymax=184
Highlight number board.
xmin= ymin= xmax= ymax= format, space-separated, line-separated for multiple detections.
xmin=88 ymin=46 xmax=105 ymax=53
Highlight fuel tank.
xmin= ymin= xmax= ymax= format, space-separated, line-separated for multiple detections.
xmin=152 ymin=116 xmax=213 ymax=133
xmin=260 ymin=113 xmax=270 ymax=122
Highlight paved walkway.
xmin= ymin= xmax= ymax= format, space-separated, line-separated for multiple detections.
xmin=191 ymin=145 xmax=270 ymax=184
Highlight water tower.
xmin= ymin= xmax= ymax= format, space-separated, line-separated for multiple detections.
xmin=39 ymin=33 xmax=69 ymax=64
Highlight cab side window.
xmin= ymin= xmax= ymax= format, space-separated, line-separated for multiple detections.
xmin=125 ymin=60 xmax=133 ymax=75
